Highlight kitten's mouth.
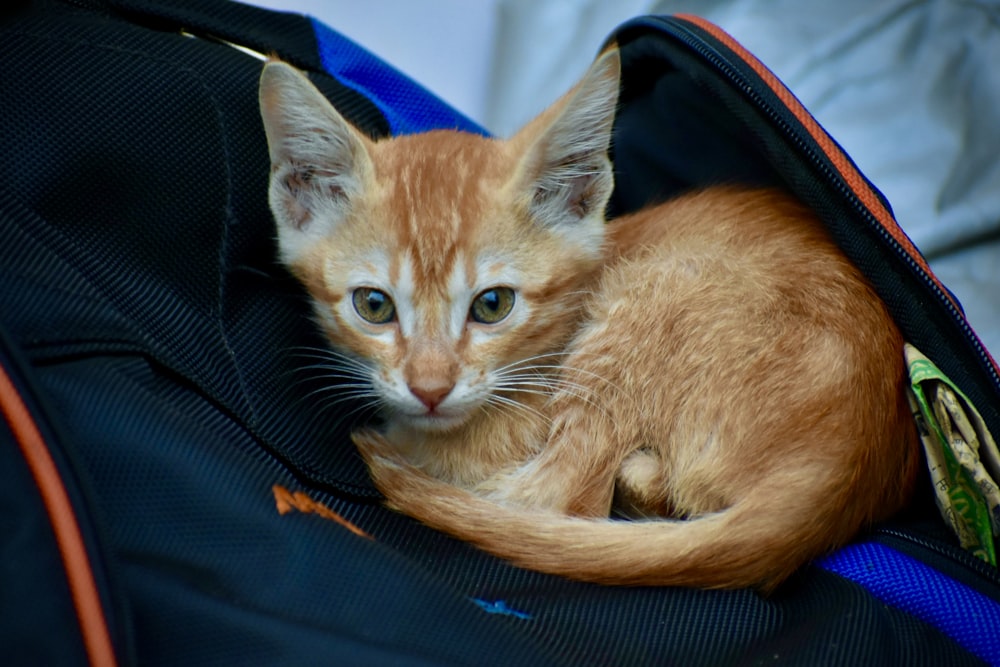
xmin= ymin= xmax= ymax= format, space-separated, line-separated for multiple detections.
xmin=406 ymin=409 xmax=472 ymax=433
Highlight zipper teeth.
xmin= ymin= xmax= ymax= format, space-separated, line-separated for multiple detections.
xmin=876 ymin=527 xmax=1000 ymax=587
xmin=659 ymin=17 xmax=1000 ymax=396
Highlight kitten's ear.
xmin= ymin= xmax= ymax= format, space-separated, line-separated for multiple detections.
xmin=513 ymin=48 xmax=620 ymax=232
xmin=258 ymin=60 xmax=373 ymax=263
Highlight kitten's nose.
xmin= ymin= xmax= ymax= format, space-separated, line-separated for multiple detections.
xmin=409 ymin=383 xmax=453 ymax=411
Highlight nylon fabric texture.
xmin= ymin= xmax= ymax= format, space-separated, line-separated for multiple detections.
xmin=1 ymin=1 xmax=998 ymax=665
xmin=820 ymin=542 xmax=1000 ymax=665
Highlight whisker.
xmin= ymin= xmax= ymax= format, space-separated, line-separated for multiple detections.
xmin=285 ymin=346 xmax=373 ymax=370
xmin=521 ymin=375 xmax=607 ymax=397
xmin=500 ymin=381 xmax=606 ymax=415
xmin=293 ymin=372 xmax=371 ymax=388
xmin=279 ymin=358 xmax=363 ymax=378
xmin=288 ymin=382 xmax=379 ymax=410
xmin=282 ymin=345 xmax=375 ymax=387
xmin=300 ymin=395 xmax=377 ymax=416
xmin=495 ymin=370 xmax=616 ymax=416
xmin=332 ymin=394 xmax=382 ymax=414
xmin=300 ymin=366 xmax=370 ymax=383
xmin=485 ymin=393 xmax=551 ymax=426
xmin=493 ymin=349 xmax=618 ymax=374
xmin=301 ymin=383 xmax=374 ymax=398
xmin=291 ymin=360 xmax=368 ymax=373
xmin=493 ymin=385 xmax=555 ymax=399
xmin=496 ymin=379 xmax=590 ymax=402
xmin=320 ymin=400 xmax=384 ymax=436
xmin=492 ymin=351 xmax=581 ymax=376
xmin=495 ymin=364 xmax=622 ymax=394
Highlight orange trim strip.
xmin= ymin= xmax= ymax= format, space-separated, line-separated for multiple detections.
xmin=673 ymin=17 xmax=935 ymax=283
xmin=0 ymin=364 xmax=117 ymax=667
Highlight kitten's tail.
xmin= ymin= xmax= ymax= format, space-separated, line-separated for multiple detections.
xmin=372 ymin=457 xmax=866 ymax=591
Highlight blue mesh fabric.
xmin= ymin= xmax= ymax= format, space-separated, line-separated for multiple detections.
xmin=819 ymin=542 xmax=1000 ymax=665
xmin=311 ymin=19 xmax=488 ymax=137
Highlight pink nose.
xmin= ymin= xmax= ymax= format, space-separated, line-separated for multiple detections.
xmin=409 ymin=384 xmax=453 ymax=411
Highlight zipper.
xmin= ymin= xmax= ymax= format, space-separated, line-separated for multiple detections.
xmin=645 ymin=15 xmax=1000 ymax=592
xmin=635 ymin=15 xmax=1000 ymax=400
xmin=875 ymin=526 xmax=1000 ymax=589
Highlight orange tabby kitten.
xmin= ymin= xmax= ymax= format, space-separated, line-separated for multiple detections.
xmin=259 ymin=49 xmax=920 ymax=590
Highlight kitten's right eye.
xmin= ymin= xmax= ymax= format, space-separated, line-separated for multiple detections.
xmin=470 ymin=287 xmax=515 ymax=324
xmin=352 ymin=288 xmax=396 ymax=324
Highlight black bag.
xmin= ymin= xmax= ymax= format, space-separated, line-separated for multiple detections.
xmin=2 ymin=1 xmax=998 ymax=665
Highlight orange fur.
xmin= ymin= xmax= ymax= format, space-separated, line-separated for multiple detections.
xmin=259 ymin=50 xmax=920 ymax=590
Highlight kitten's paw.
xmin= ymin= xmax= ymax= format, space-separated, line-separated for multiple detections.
xmin=351 ymin=428 xmax=429 ymax=506
xmin=351 ymin=428 xmax=396 ymax=463
xmin=351 ymin=428 xmax=407 ymax=475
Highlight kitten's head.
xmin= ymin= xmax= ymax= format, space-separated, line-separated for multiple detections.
xmin=259 ymin=49 xmax=620 ymax=432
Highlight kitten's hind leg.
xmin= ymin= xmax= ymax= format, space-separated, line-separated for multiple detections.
xmin=613 ymin=448 xmax=670 ymax=518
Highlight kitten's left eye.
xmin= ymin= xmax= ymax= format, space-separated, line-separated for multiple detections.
xmin=470 ymin=287 xmax=515 ymax=324
xmin=352 ymin=288 xmax=396 ymax=324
